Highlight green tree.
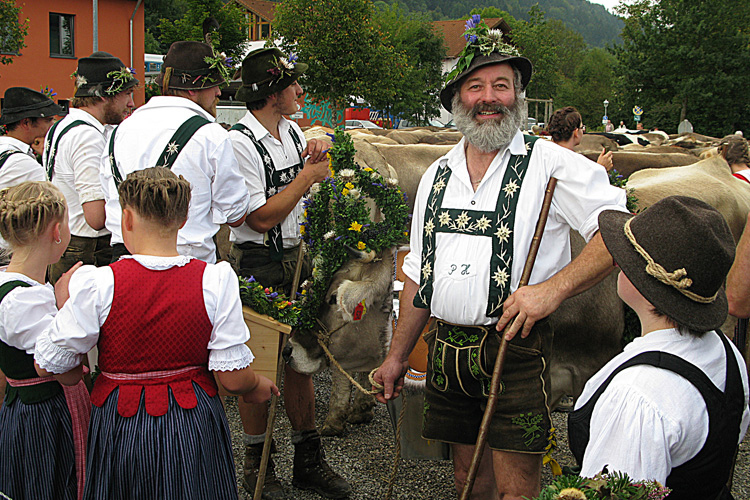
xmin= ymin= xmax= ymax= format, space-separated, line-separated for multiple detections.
xmin=272 ymin=0 xmax=403 ymax=113
xmin=611 ymin=0 xmax=750 ymax=135
xmin=0 ymin=0 xmax=28 ymax=65
xmin=556 ymin=48 xmax=618 ymax=130
xmin=373 ymin=3 xmax=445 ymax=124
xmin=158 ymin=0 xmax=249 ymax=61
xmin=145 ymin=0 xmax=188 ymax=53
xmin=508 ymin=5 xmax=561 ymax=100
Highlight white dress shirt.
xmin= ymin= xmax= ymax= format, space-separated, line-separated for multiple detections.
xmin=100 ymin=96 xmax=251 ymax=263
xmin=44 ymin=107 xmax=109 ymax=238
xmin=228 ymin=111 xmax=307 ymax=248
xmin=402 ymin=131 xmax=627 ymax=325
xmin=34 ymin=255 xmax=254 ymax=374
xmin=576 ymin=328 xmax=750 ymax=482
xmin=0 ymin=272 xmax=56 ymax=355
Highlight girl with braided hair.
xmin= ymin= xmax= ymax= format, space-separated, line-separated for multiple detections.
xmin=0 ymin=181 xmax=90 ymax=500
xmin=35 ymin=167 xmax=279 ymax=499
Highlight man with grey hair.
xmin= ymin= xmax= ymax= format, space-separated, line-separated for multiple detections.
xmin=373 ymin=16 xmax=627 ymax=500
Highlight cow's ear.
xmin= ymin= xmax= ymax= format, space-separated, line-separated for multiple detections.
xmin=328 ymin=293 xmax=337 ymax=305
xmin=343 ymin=245 xmax=376 ymax=263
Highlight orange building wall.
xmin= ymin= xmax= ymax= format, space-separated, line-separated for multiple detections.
xmin=1 ymin=0 xmax=145 ymax=107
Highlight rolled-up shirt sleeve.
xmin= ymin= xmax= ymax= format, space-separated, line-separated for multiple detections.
xmin=71 ymin=127 xmax=107 ymax=204
xmin=34 ymin=266 xmax=112 ymax=373
xmin=203 ymin=261 xmax=254 ymax=371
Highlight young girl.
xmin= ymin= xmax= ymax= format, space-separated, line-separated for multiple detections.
xmin=34 ymin=167 xmax=278 ymax=500
xmin=0 ymin=181 xmax=89 ymax=500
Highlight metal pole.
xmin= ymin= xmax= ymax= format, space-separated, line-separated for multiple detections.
xmin=130 ymin=0 xmax=144 ymax=69
xmin=92 ymin=0 xmax=99 ymax=52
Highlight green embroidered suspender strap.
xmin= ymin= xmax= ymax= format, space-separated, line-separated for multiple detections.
xmin=0 ymin=280 xmax=62 ymax=404
xmin=230 ymin=123 xmax=305 ymax=262
xmin=0 ymin=150 xmax=24 ymax=170
xmin=44 ymin=119 xmax=96 ymax=181
xmin=414 ymin=135 xmax=540 ymax=317
xmin=109 ymin=115 xmax=211 ymax=188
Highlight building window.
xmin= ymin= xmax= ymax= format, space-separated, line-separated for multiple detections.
xmin=50 ymin=13 xmax=75 ymax=58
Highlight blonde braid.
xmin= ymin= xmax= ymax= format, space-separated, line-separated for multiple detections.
xmin=0 ymin=182 xmax=67 ymax=250
xmin=118 ymin=167 xmax=191 ymax=229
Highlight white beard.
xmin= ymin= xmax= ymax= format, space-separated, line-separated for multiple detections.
xmin=452 ymin=93 xmax=527 ymax=153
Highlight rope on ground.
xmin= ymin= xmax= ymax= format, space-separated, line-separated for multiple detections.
xmin=313 ymin=323 xmax=406 ymax=500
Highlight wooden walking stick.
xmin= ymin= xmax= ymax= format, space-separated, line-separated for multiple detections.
xmin=254 ymin=243 xmax=306 ymax=500
xmin=459 ymin=177 xmax=558 ymax=500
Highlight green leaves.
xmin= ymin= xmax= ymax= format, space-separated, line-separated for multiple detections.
xmin=0 ymin=0 xmax=28 ymax=65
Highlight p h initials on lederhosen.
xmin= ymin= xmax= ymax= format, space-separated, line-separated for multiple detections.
xmin=414 ymin=135 xmax=539 ymax=316
xmin=230 ymin=123 xmax=304 ymax=262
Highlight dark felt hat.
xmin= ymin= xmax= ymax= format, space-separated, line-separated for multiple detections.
xmin=440 ymin=52 xmax=533 ymax=113
xmin=0 ymin=87 xmax=65 ymax=125
xmin=157 ymin=41 xmax=227 ymax=92
xmin=235 ymin=48 xmax=307 ymax=103
xmin=74 ymin=51 xmax=139 ymax=98
xmin=599 ymin=196 xmax=735 ymax=332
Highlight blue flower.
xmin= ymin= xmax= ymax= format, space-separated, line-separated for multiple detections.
xmin=326 ymin=132 xmax=336 ymax=142
xmin=248 ymin=276 xmax=256 ymax=283
xmin=465 ymin=34 xmax=478 ymax=43
xmin=289 ymin=53 xmax=298 ymax=64
xmin=128 ymin=67 xmax=137 ymax=75
xmin=269 ymin=292 xmax=279 ymax=299
xmin=465 ymin=14 xmax=481 ymax=30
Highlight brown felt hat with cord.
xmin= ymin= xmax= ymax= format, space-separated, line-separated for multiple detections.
xmin=235 ymin=47 xmax=307 ymax=103
xmin=156 ymin=41 xmax=226 ymax=92
xmin=598 ymin=195 xmax=734 ymax=332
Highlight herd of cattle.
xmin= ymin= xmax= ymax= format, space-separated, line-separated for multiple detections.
xmin=263 ymin=125 xmax=750 ymax=437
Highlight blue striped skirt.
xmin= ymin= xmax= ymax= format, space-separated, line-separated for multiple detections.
xmin=83 ymin=382 xmax=237 ymax=500
xmin=0 ymin=392 xmax=77 ymax=500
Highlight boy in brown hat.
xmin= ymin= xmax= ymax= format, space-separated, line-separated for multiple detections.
xmin=227 ymin=47 xmax=346 ymax=500
xmin=44 ymin=51 xmax=138 ymax=283
xmin=570 ymin=195 xmax=749 ymax=498
xmin=101 ymin=41 xmax=250 ymax=263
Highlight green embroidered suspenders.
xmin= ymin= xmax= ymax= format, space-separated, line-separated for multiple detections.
xmin=230 ymin=123 xmax=304 ymax=261
xmin=108 ymin=115 xmax=211 ymax=187
xmin=414 ymin=135 xmax=539 ymax=317
xmin=0 ymin=150 xmax=24 ymax=170
xmin=43 ymin=119 xmax=96 ymax=180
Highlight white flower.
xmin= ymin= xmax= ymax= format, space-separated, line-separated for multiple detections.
xmin=166 ymin=142 xmax=179 ymax=155
xmin=424 ymin=219 xmax=435 ymax=236
xmin=348 ymin=188 xmax=361 ymax=199
xmin=492 ymin=267 xmax=509 ymax=287
xmin=455 ymin=211 xmax=471 ymax=229
xmin=487 ymin=29 xmax=504 ymax=45
xmin=433 ymin=178 xmax=446 ymax=192
xmin=387 ymin=178 xmax=399 ymax=187
xmin=476 ymin=216 xmax=491 ymax=232
xmin=75 ymin=75 xmax=88 ymax=87
xmin=312 ymin=255 xmax=324 ymax=269
xmin=267 ymin=186 xmax=278 ymax=197
xmin=312 ymin=267 xmax=322 ymax=280
xmin=438 ymin=211 xmax=451 ymax=226
xmin=310 ymin=183 xmax=320 ymax=195
xmin=339 ymin=169 xmax=355 ymax=179
xmin=495 ymin=222 xmax=512 ymax=242
xmin=503 ymin=180 xmax=519 ymax=197
xmin=422 ymin=262 xmax=432 ymax=280
xmin=280 ymin=57 xmax=294 ymax=70
xmin=324 ymin=230 xmax=335 ymax=239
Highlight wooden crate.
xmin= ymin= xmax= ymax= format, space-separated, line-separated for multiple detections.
xmin=242 ymin=306 xmax=293 ymax=381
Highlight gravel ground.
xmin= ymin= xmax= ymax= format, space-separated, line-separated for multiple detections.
xmin=226 ymin=369 xmax=750 ymax=500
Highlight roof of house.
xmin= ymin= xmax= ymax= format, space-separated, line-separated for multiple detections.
xmin=432 ymin=18 xmax=512 ymax=58
xmin=233 ymin=0 xmax=276 ymax=21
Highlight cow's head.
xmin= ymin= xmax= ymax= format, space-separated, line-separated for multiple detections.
xmin=283 ymin=248 xmax=394 ymax=375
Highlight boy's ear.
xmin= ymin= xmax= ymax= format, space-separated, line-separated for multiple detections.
xmin=178 ymin=216 xmax=188 ymax=230
xmin=122 ymin=207 xmax=134 ymax=232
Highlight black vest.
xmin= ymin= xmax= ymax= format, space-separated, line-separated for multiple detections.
xmin=568 ymin=331 xmax=743 ymax=500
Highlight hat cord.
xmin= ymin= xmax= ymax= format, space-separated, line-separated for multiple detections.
xmin=623 ymin=218 xmax=717 ymax=304
xmin=163 ymin=67 xmax=173 ymax=94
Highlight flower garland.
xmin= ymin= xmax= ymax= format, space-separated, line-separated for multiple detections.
xmin=608 ymin=168 xmax=639 ymax=213
xmin=238 ymin=276 xmax=301 ymax=326
xmin=298 ymin=128 xmax=410 ymax=329
xmin=533 ymin=469 xmax=670 ymax=500
xmin=445 ymin=15 xmax=521 ymax=84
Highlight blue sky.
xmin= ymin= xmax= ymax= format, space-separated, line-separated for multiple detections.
xmin=588 ymin=0 xmax=621 ymax=13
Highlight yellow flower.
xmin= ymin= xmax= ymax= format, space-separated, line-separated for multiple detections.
xmin=349 ymin=221 xmax=363 ymax=232
xmin=342 ymin=188 xmax=350 ymax=196
xmin=303 ymin=209 xmax=308 ymax=218
xmin=556 ymin=488 xmax=586 ymax=500
xmin=300 ymin=225 xmax=306 ymax=235
xmin=364 ymin=167 xmax=373 ymax=172
xmin=357 ymin=241 xmax=366 ymax=250
xmin=345 ymin=182 xmax=354 ymax=189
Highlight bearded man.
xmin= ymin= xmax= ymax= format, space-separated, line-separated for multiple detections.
xmin=374 ymin=18 xmax=628 ymax=500
xmin=44 ymin=51 xmax=137 ymax=282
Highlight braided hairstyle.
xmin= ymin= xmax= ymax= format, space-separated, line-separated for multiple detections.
xmin=118 ymin=167 xmax=191 ymax=231
xmin=0 ymin=181 xmax=66 ymax=251
xmin=547 ymin=106 xmax=583 ymax=143
xmin=718 ymin=135 xmax=750 ymax=166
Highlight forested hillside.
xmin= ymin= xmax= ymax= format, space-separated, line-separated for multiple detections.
xmin=373 ymin=0 xmax=623 ymax=47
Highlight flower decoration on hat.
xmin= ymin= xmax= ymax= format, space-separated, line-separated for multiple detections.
xmin=71 ymin=72 xmax=88 ymax=89
xmin=266 ymin=52 xmax=298 ymax=86
xmin=298 ymin=128 xmax=410 ymax=329
xmin=40 ymin=86 xmax=57 ymax=100
xmin=203 ymin=50 xmax=233 ymax=87
xmin=445 ymin=15 xmax=521 ymax=83
xmin=105 ymin=67 xmax=137 ymax=94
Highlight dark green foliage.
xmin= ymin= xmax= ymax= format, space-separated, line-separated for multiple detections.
xmin=611 ymin=0 xmax=750 ymax=136
xmin=0 ymin=0 xmax=28 ymax=65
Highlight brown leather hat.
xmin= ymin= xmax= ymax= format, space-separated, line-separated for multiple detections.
xmin=599 ymin=196 xmax=734 ymax=332
xmin=157 ymin=41 xmax=228 ymax=92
